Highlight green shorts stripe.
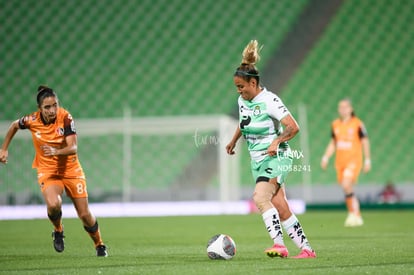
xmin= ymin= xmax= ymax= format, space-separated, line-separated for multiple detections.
xmin=250 ymin=155 xmax=293 ymax=185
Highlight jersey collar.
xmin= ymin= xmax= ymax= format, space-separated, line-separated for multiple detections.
xmin=39 ymin=112 xmax=56 ymax=125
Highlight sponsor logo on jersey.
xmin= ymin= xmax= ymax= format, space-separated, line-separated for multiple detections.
xmin=253 ymin=105 xmax=261 ymax=116
xmin=240 ymin=116 xmax=251 ymax=129
xmin=56 ymin=127 xmax=64 ymax=136
xmin=336 ymin=140 xmax=352 ymax=150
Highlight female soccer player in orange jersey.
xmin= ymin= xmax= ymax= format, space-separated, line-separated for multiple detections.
xmin=321 ymin=99 xmax=371 ymax=227
xmin=0 ymin=86 xmax=107 ymax=256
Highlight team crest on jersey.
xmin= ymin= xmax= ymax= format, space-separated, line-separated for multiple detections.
xmin=253 ymin=105 xmax=261 ymax=116
xmin=56 ymin=127 xmax=64 ymax=136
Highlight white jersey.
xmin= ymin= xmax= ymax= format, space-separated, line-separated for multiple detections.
xmin=238 ymin=87 xmax=291 ymax=162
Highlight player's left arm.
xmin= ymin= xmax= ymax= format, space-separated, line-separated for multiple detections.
xmin=267 ymin=114 xmax=299 ymax=156
xmin=361 ymin=136 xmax=371 ymax=173
xmin=42 ymin=134 xmax=78 ymax=156
xmin=42 ymin=113 xmax=78 ymax=156
xmin=359 ymin=122 xmax=371 ymax=173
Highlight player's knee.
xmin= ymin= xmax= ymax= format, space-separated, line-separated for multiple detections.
xmin=47 ymin=201 xmax=61 ymax=213
xmin=77 ymin=210 xmax=92 ymax=223
xmin=342 ymin=185 xmax=353 ymax=194
xmin=341 ymin=180 xmax=354 ymax=192
xmin=45 ymin=194 xmax=62 ymax=211
xmin=253 ymin=191 xmax=272 ymax=213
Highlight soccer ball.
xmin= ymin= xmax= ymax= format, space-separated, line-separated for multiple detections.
xmin=206 ymin=234 xmax=236 ymax=260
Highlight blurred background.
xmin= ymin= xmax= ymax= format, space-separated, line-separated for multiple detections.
xmin=1 ymin=0 xmax=413 ymax=211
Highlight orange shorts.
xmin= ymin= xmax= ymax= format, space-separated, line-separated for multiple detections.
xmin=335 ymin=162 xmax=362 ymax=184
xmin=37 ymin=174 xmax=88 ymax=199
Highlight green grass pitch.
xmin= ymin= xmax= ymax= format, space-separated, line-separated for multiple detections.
xmin=0 ymin=210 xmax=413 ymax=274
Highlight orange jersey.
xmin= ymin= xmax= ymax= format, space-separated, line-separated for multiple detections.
xmin=18 ymin=107 xmax=84 ymax=178
xmin=331 ymin=116 xmax=367 ymax=167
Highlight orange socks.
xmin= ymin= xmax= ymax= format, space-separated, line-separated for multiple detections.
xmin=88 ymin=230 xmax=104 ymax=247
xmin=55 ymin=224 xmax=63 ymax=232
xmin=345 ymin=193 xmax=360 ymax=216
xmin=84 ymin=221 xmax=104 ymax=247
xmin=48 ymin=211 xmax=63 ymax=232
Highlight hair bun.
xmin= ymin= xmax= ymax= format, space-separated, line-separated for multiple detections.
xmin=37 ymin=85 xmax=50 ymax=92
xmin=241 ymin=40 xmax=263 ymax=65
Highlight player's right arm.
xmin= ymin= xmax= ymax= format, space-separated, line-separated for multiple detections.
xmin=226 ymin=127 xmax=242 ymax=155
xmin=0 ymin=120 xmax=21 ymax=164
xmin=321 ymin=138 xmax=336 ymax=170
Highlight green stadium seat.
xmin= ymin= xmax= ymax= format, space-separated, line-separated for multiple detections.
xmin=0 ymin=0 xmax=308 ymax=201
xmin=281 ymin=0 xmax=414 ymax=185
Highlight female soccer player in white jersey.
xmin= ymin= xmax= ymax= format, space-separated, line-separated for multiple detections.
xmin=226 ymin=40 xmax=316 ymax=259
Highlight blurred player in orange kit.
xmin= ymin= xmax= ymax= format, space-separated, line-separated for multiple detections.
xmin=0 ymin=86 xmax=108 ymax=256
xmin=321 ymin=98 xmax=371 ymax=227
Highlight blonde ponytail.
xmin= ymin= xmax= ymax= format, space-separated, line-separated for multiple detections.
xmin=234 ymin=40 xmax=262 ymax=83
xmin=241 ymin=40 xmax=263 ymax=65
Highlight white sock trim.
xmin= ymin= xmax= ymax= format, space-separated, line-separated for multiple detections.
xmin=262 ymin=207 xmax=279 ymax=219
xmin=262 ymin=208 xmax=284 ymax=245
xmin=281 ymin=214 xmax=298 ymax=230
xmin=282 ymin=214 xmax=313 ymax=251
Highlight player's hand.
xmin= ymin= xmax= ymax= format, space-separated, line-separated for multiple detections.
xmin=41 ymin=145 xmax=58 ymax=156
xmin=267 ymin=141 xmax=279 ymax=157
xmin=225 ymin=141 xmax=236 ymax=155
xmin=0 ymin=149 xmax=8 ymax=164
xmin=363 ymin=160 xmax=371 ymax=173
xmin=320 ymin=156 xmax=329 ymax=170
